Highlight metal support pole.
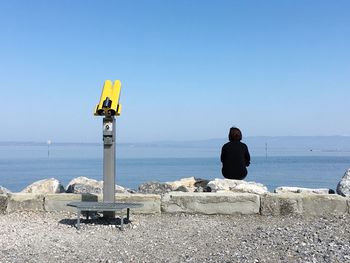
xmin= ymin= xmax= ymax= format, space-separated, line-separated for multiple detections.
xmin=77 ymin=209 xmax=81 ymax=230
xmin=103 ymin=116 xmax=116 ymax=218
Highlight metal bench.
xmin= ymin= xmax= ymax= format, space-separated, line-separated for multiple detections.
xmin=67 ymin=201 xmax=143 ymax=230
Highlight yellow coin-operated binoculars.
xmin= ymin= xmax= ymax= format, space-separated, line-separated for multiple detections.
xmin=94 ymin=80 xmax=122 ymax=218
xmin=94 ymin=80 xmax=122 ymax=117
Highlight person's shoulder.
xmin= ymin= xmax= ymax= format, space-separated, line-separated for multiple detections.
xmin=222 ymin=142 xmax=231 ymax=148
xmin=240 ymin=141 xmax=248 ymax=148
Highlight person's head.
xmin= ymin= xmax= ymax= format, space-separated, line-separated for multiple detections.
xmin=228 ymin=127 xmax=242 ymax=142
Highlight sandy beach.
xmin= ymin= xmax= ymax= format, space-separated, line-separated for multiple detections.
xmin=1 ymin=211 xmax=350 ymax=263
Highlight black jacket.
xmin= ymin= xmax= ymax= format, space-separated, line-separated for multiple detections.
xmin=220 ymin=141 xmax=250 ymax=180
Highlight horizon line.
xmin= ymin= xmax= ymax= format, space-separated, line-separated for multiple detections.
xmin=1 ymin=135 xmax=350 ymax=145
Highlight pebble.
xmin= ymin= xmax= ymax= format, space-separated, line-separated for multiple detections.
xmin=1 ymin=212 xmax=350 ymax=262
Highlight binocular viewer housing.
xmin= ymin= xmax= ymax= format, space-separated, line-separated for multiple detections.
xmin=94 ymin=80 xmax=122 ymax=117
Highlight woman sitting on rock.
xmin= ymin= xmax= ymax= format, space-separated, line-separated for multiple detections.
xmin=221 ymin=127 xmax=250 ymax=180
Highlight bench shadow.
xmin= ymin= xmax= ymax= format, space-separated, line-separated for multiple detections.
xmin=59 ymin=215 xmax=130 ymax=228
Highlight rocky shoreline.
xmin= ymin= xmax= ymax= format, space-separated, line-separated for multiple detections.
xmin=1 ymin=172 xmax=350 ymax=262
xmin=1 ymin=211 xmax=350 ymax=262
xmin=2 ymin=174 xmax=350 ymax=218
xmin=3 ymin=166 xmax=350 ymax=197
xmin=0 ymin=175 xmax=341 ymax=196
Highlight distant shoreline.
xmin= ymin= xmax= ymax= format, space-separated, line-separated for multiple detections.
xmin=3 ymin=136 xmax=350 ymax=154
xmin=2 ymin=135 xmax=350 ymax=145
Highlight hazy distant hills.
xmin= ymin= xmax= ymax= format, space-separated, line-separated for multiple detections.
xmin=122 ymin=136 xmax=350 ymax=151
xmin=2 ymin=136 xmax=350 ymax=157
xmin=119 ymin=136 xmax=350 ymax=157
xmin=245 ymin=136 xmax=350 ymax=152
xmin=2 ymin=136 xmax=350 ymax=150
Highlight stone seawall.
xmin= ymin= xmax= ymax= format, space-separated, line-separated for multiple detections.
xmin=0 ymin=192 xmax=349 ymax=216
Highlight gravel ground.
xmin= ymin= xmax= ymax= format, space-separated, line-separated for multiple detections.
xmin=1 ymin=211 xmax=350 ymax=263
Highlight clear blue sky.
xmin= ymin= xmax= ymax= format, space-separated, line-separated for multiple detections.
xmin=0 ymin=0 xmax=349 ymax=143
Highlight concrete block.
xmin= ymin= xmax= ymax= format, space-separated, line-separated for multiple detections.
xmin=261 ymin=193 xmax=348 ymax=216
xmin=95 ymin=194 xmax=161 ymax=214
xmin=7 ymin=193 xmax=44 ymax=212
xmin=44 ymin=193 xmax=159 ymax=214
xmin=261 ymin=193 xmax=303 ymax=216
xmin=116 ymin=194 xmax=161 ymax=214
xmin=301 ymin=194 xmax=347 ymax=216
xmin=161 ymin=192 xmax=260 ymax=215
xmin=0 ymin=194 xmax=8 ymax=213
xmin=44 ymin=194 xmax=98 ymax=212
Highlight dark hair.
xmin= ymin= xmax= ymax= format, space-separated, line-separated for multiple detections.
xmin=229 ymin=127 xmax=242 ymax=142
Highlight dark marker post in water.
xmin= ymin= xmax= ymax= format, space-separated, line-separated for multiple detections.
xmin=47 ymin=140 xmax=51 ymax=157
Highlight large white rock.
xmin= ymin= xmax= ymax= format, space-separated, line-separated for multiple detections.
xmin=207 ymin=178 xmax=268 ymax=195
xmin=336 ymin=168 xmax=350 ymax=196
xmin=21 ymin=178 xmax=65 ymax=194
xmin=167 ymin=177 xmax=196 ymax=191
xmin=166 ymin=177 xmax=209 ymax=192
xmin=0 ymin=186 xmax=11 ymax=194
xmin=66 ymin=176 xmax=103 ymax=194
xmin=66 ymin=176 xmax=128 ymax=194
xmin=138 ymin=181 xmax=172 ymax=194
xmin=275 ymin=186 xmax=332 ymax=195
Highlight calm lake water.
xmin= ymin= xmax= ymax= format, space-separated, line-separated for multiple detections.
xmin=0 ymin=141 xmax=349 ymax=192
